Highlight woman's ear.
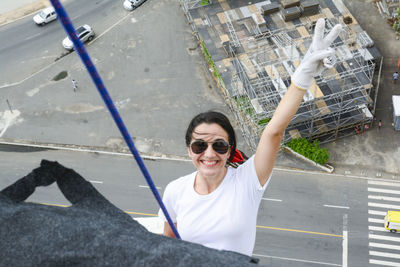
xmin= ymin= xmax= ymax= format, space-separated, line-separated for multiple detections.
xmin=187 ymin=146 xmax=193 ymax=158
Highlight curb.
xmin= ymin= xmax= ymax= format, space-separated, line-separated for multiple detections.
xmin=281 ymin=145 xmax=335 ymax=173
xmin=0 ymin=139 xmax=192 ymax=163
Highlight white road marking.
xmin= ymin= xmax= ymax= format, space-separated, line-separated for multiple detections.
xmin=342 ymin=214 xmax=348 ymax=267
xmin=0 ymin=110 xmax=21 ymax=137
xmin=370 ymin=259 xmax=400 ymax=267
xmin=24 ymin=32 xmax=41 ymax=41
xmin=370 ymin=242 xmax=400 ymax=251
xmin=370 ymin=250 xmax=400 ymax=259
xmin=369 ymin=226 xmax=386 ymax=232
xmin=369 ymin=218 xmax=385 ymax=224
xmin=95 ymin=13 xmax=131 ymax=40
xmin=262 ymin=198 xmax=282 ymax=202
xmin=252 ymin=253 xmax=341 ymax=266
xmin=342 ymin=227 xmax=348 ymax=267
xmin=369 ymin=234 xmax=400 ymax=242
xmin=368 ymin=181 xmax=400 ymax=187
xmin=368 ymin=187 xmax=400 ymax=195
xmin=90 ymin=180 xmax=103 ymax=184
xmin=324 ymin=204 xmax=349 ymax=209
xmin=368 ymin=202 xmax=400 ymax=210
xmin=369 ymin=195 xmax=400 ymax=202
xmin=369 ymin=210 xmax=387 ymax=216
xmin=139 ymin=185 xmax=161 ymax=190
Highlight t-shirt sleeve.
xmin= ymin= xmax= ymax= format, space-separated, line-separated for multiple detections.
xmin=158 ymin=182 xmax=177 ymax=223
xmin=236 ymin=155 xmax=272 ymax=202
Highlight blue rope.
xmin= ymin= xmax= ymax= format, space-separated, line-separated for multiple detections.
xmin=49 ymin=0 xmax=181 ymax=239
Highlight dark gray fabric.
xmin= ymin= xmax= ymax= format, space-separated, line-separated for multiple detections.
xmin=0 ymin=160 xmax=263 ymax=266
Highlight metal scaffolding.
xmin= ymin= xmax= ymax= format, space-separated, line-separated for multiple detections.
xmin=180 ymin=0 xmax=381 ymax=151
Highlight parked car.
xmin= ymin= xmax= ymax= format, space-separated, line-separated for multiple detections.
xmin=33 ymin=7 xmax=57 ymax=26
xmin=123 ymin=0 xmax=147 ymax=11
xmin=62 ymin=24 xmax=95 ymax=51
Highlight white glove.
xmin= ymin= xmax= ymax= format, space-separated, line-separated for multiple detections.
xmin=292 ymin=18 xmax=342 ymax=90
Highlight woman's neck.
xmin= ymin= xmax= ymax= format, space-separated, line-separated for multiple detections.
xmin=194 ymin=167 xmax=227 ymax=195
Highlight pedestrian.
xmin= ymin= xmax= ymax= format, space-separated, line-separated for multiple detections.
xmin=158 ymin=19 xmax=342 ymax=256
xmin=378 ymin=120 xmax=382 ymax=130
xmin=72 ymin=79 xmax=78 ymax=92
xmin=393 ymin=71 xmax=399 ymax=84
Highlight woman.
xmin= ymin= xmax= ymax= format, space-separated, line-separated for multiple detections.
xmin=158 ymin=19 xmax=342 ymax=256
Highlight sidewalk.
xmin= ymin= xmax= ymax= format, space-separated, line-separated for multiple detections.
xmin=0 ymin=0 xmax=399 ymax=179
xmin=0 ymin=0 xmax=49 ymax=26
xmin=322 ymin=0 xmax=400 ymax=179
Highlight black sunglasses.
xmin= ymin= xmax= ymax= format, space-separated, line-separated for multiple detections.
xmin=190 ymin=139 xmax=230 ymax=155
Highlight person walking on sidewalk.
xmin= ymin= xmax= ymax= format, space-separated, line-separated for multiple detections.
xmin=378 ymin=120 xmax=382 ymax=130
xmin=72 ymin=79 xmax=78 ymax=92
xmin=393 ymin=71 xmax=399 ymax=84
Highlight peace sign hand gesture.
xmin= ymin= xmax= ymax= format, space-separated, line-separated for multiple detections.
xmin=292 ymin=18 xmax=342 ymax=90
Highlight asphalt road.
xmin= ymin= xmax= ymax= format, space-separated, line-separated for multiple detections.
xmin=2 ymin=0 xmax=400 ymax=266
xmin=0 ymin=0 xmax=238 ymax=158
xmin=0 ymin=0 xmax=126 ymax=87
xmin=3 ymin=144 xmax=400 ymax=266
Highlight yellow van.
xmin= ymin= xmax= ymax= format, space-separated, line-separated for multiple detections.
xmin=384 ymin=210 xmax=400 ymax=233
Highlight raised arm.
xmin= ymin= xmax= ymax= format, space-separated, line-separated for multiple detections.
xmin=254 ymin=19 xmax=342 ymax=185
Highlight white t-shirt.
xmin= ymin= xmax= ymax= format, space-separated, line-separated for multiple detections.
xmin=158 ymin=156 xmax=271 ymax=256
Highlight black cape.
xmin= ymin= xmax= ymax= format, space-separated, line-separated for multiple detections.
xmin=0 ymin=160 xmax=263 ymax=266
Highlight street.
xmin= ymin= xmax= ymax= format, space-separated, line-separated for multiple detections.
xmin=1 ymin=0 xmax=400 ymax=266
xmin=0 ymin=0 xmax=236 ymax=158
xmin=2 ymin=145 xmax=400 ymax=266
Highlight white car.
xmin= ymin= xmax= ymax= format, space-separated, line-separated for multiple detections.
xmin=33 ymin=7 xmax=57 ymax=26
xmin=123 ymin=0 xmax=147 ymax=11
xmin=62 ymin=24 xmax=95 ymax=51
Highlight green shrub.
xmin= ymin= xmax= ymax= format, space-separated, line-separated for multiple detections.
xmin=200 ymin=0 xmax=209 ymax=6
xmin=232 ymin=95 xmax=256 ymax=118
xmin=286 ymin=138 xmax=329 ymax=165
xmin=258 ymin=117 xmax=271 ymax=126
xmin=200 ymin=39 xmax=222 ymax=80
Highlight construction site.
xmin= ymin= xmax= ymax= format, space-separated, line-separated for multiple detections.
xmin=179 ymin=0 xmax=383 ymax=151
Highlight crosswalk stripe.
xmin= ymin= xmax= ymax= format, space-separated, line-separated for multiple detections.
xmin=368 ymin=187 xmax=400 ymax=195
xmin=368 ymin=202 xmax=400 ymax=210
xmin=368 ymin=181 xmax=400 ymax=188
xmin=370 ymin=250 xmax=400 ymax=259
xmin=369 ymin=218 xmax=385 ymax=224
xmin=370 ymin=242 xmax=400 ymax=251
xmin=369 ymin=234 xmax=400 ymax=242
xmin=369 ymin=226 xmax=387 ymax=232
xmin=368 ymin=182 xmax=400 ymax=267
xmin=369 ymin=210 xmax=388 ymax=216
xmin=369 ymin=259 xmax=400 ymax=266
xmin=369 ymin=195 xmax=400 ymax=202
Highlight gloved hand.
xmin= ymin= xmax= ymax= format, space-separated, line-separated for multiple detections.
xmin=292 ymin=18 xmax=342 ymax=90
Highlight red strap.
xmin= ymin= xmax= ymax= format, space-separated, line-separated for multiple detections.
xmin=231 ymin=149 xmax=244 ymax=163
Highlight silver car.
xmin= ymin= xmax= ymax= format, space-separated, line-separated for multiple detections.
xmin=33 ymin=7 xmax=57 ymax=26
xmin=62 ymin=24 xmax=95 ymax=50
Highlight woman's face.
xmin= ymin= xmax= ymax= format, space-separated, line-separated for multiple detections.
xmin=188 ymin=123 xmax=231 ymax=179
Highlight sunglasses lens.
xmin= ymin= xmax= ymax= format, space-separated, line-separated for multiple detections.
xmin=191 ymin=141 xmax=208 ymax=154
xmin=212 ymin=141 xmax=229 ymax=154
